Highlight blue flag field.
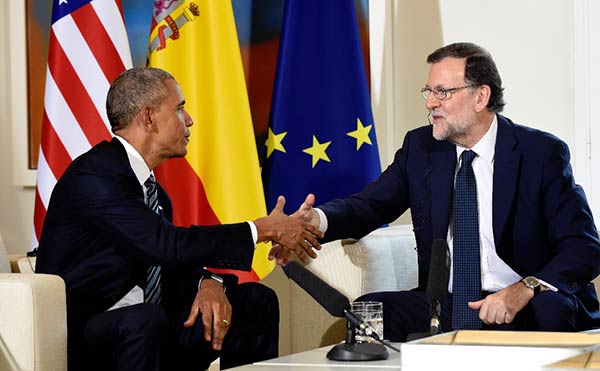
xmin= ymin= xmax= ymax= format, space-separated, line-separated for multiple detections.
xmin=262 ymin=0 xmax=381 ymax=213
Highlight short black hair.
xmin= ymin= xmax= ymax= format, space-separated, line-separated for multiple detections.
xmin=106 ymin=67 xmax=174 ymax=132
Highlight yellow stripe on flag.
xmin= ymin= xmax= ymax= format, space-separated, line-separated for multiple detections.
xmin=148 ymin=0 xmax=274 ymax=280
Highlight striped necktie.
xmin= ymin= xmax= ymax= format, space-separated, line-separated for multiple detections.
xmin=452 ymin=150 xmax=482 ymax=329
xmin=144 ymin=174 xmax=161 ymax=305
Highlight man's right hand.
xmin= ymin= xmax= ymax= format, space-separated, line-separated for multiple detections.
xmin=291 ymin=193 xmax=320 ymax=228
xmin=254 ymin=196 xmax=323 ymax=263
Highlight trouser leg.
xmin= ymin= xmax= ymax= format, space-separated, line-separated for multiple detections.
xmin=83 ymin=303 xmax=169 ymax=371
xmin=171 ymin=282 xmax=280 ymax=370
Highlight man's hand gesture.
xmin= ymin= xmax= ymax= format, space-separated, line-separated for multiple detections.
xmin=254 ymin=195 xmax=323 ymax=264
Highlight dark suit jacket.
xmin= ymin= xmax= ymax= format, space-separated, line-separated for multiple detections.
xmin=320 ymin=114 xmax=600 ymax=311
xmin=36 ymin=138 xmax=254 ymax=341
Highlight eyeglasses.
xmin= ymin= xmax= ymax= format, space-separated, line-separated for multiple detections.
xmin=420 ymin=85 xmax=479 ymax=100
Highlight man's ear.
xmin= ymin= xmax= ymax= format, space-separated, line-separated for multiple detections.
xmin=139 ymin=107 xmax=158 ymax=134
xmin=474 ymin=85 xmax=491 ymax=113
xmin=145 ymin=107 xmax=154 ymax=125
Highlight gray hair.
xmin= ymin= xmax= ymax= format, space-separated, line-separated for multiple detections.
xmin=106 ymin=67 xmax=174 ymax=132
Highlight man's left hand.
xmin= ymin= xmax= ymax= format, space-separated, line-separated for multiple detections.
xmin=268 ymin=243 xmax=293 ymax=266
xmin=183 ymin=278 xmax=231 ymax=350
xmin=467 ymin=281 xmax=534 ymax=325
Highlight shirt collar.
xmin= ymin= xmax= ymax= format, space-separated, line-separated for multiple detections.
xmin=455 ymin=114 xmax=497 ymax=165
xmin=114 ymin=135 xmax=152 ymax=187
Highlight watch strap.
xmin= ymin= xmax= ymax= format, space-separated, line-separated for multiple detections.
xmin=521 ymin=276 xmax=545 ymax=295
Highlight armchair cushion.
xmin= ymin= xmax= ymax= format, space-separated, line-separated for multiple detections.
xmin=352 ymin=225 xmax=418 ymax=296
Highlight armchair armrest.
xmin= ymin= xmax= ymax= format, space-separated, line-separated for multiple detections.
xmin=7 ymin=255 xmax=28 ymax=274
xmin=0 ymin=273 xmax=67 ymax=371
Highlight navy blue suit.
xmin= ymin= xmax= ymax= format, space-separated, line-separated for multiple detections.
xmin=320 ymin=115 xmax=600 ymax=338
xmin=36 ymin=138 xmax=278 ymax=370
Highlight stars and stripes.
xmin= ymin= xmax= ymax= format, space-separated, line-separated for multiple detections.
xmin=32 ymin=0 xmax=132 ymax=248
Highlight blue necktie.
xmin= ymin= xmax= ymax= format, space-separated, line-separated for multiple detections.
xmin=452 ymin=150 xmax=481 ymax=330
xmin=144 ymin=174 xmax=161 ymax=305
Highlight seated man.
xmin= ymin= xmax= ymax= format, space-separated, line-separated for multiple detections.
xmin=281 ymin=42 xmax=600 ymax=340
xmin=36 ymin=67 xmax=322 ymax=371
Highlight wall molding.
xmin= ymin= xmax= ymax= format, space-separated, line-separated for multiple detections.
xmin=573 ymin=0 xmax=599 ymax=216
xmin=369 ymin=0 xmax=396 ymax=169
xmin=9 ymin=1 xmax=36 ymax=187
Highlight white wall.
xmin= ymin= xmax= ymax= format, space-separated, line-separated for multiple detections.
xmin=438 ymin=0 xmax=574 ymax=149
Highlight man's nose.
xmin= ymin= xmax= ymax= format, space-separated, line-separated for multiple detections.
xmin=185 ymin=111 xmax=193 ymax=127
xmin=425 ymin=93 xmax=440 ymax=111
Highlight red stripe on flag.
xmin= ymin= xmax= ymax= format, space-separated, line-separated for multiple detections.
xmin=40 ymin=112 xmax=72 ymax=180
xmin=33 ymin=191 xmax=47 ymax=243
xmin=154 ymin=158 xmax=221 ymax=227
xmin=48 ymin=30 xmax=112 ymax=146
xmin=33 ymin=0 xmax=131 ymax=250
xmin=71 ymin=5 xmax=126 ymax=83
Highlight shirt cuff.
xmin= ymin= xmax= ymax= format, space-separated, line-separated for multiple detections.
xmin=314 ymin=208 xmax=328 ymax=233
xmin=538 ymin=278 xmax=559 ymax=292
xmin=247 ymin=221 xmax=258 ymax=246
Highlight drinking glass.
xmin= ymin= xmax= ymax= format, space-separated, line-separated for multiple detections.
xmin=350 ymin=301 xmax=383 ymax=343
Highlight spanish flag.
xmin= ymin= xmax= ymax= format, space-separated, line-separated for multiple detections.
xmin=147 ymin=0 xmax=272 ymax=282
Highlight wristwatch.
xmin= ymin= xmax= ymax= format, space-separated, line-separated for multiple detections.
xmin=521 ymin=276 xmax=543 ymax=295
xmin=198 ymin=273 xmax=225 ymax=291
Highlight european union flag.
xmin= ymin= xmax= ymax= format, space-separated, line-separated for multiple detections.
xmin=262 ymin=0 xmax=381 ymax=213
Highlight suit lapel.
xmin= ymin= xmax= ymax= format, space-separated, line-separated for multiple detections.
xmin=430 ymin=140 xmax=457 ymax=239
xmin=492 ymin=115 xmax=521 ymax=245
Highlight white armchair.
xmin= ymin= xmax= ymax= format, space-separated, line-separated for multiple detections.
xmin=288 ymin=225 xmax=419 ymax=353
xmin=0 ymin=242 xmax=222 ymax=371
xmin=0 ymin=235 xmax=67 ymax=371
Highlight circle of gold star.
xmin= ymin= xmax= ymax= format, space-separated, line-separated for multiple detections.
xmin=265 ymin=127 xmax=287 ymax=158
xmin=346 ymin=118 xmax=373 ymax=150
xmin=302 ymin=135 xmax=332 ymax=168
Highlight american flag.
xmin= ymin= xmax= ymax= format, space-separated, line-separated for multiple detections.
xmin=32 ymin=0 xmax=132 ymax=248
